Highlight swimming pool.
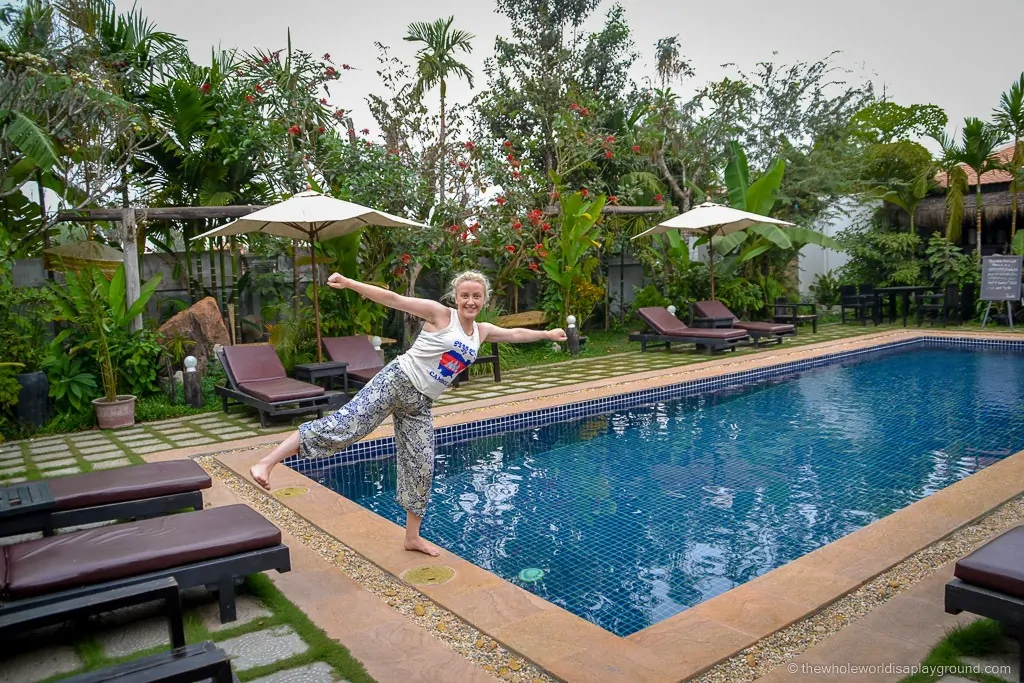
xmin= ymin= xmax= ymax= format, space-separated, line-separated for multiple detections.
xmin=299 ymin=340 xmax=1024 ymax=637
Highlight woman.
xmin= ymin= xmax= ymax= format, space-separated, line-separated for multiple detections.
xmin=250 ymin=270 xmax=567 ymax=556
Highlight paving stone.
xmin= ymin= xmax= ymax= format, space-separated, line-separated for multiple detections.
xmin=134 ymin=445 xmax=174 ymax=455
xmin=36 ymin=458 xmax=79 ymax=470
xmin=40 ymin=467 xmax=81 ymax=477
xmin=77 ymin=444 xmax=117 ymax=455
xmin=0 ymin=466 xmax=26 ymax=478
xmin=119 ymin=438 xmax=161 ymax=448
xmin=72 ymin=436 xmax=113 ymax=446
xmin=0 ymin=450 xmax=24 ymax=462
xmin=171 ymin=437 xmax=216 ymax=447
xmin=0 ymin=645 xmax=82 ymax=683
xmin=28 ymin=444 xmax=66 ymax=455
xmin=115 ymin=429 xmax=148 ymax=437
xmin=217 ymin=626 xmax=308 ymax=671
xmin=0 ymin=476 xmax=26 ymax=484
xmin=26 ymin=437 xmax=64 ymax=448
xmin=248 ymin=662 xmax=339 ymax=683
xmin=962 ymin=651 xmax=1019 ymax=681
xmin=96 ymin=615 xmax=171 ymax=657
xmin=33 ymin=449 xmax=75 ymax=462
xmin=83 ymin=450 xmax=127 ymax=462
xmin=217 ymin=431 xmax=257 ymax=440
xmin=91 ymin=458 xmax=133 ymax=470
xmin=199 ymin=595 xmax=272 ymax=632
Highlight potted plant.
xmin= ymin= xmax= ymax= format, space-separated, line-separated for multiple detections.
xmin=0 ymin=282 xmax=56 ymax=427
xmin=52 ymin=265 xmax=161 ymax=429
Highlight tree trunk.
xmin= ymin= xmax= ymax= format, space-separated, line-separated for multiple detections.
xmin=403 ymin=263 xmax=425 ymax=350
xmin=438 ymin=83 xmax=446 ymax=205
xmin=976 ymin=181 xmax=983 ymax=255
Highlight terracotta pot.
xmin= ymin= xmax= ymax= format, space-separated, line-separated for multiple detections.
xmin=92 ymin=395 xmax=137 ymax=429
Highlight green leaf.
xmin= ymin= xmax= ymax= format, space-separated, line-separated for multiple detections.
xmin=738 ymin=243 xmax=773 ymax=262
xmin=714 ymin=231 xmax=748 ymax=254
xmin=109 ymin=266 xmax=127 ymax=321
xmin=748 ymin=223 xmax=792 ymax=249
xmin=785 ymin=227 xmax=842 ymax=250
xmin=0 ymin=110 xmax=61 ymax=172
xmin=745 ymin=159 xmax=786 ymax=216
xmin=125 ymin=272 xmax=163 ymax=321
xmin=1012 ymin=231 xmax=1024 ymax=256
xmin=724 ymin=141 xmax=749 ymax=209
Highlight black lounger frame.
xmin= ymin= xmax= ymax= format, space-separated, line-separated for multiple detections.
xmin=945 ymin=578 xmax=1024 ymax=682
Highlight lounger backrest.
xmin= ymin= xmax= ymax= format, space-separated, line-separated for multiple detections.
xmin=692 ymin=300 xmax=738 ymax=321
xmin=637 ymin=307 xmax=689 ymax=335
xmin=221 ymin=345 xmax=287 ymax=384
xmin=322 ymin=335 xmax=383 ymax=372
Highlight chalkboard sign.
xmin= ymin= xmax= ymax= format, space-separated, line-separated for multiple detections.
xmin=980 ymin=255 xmax=1023 ymax=301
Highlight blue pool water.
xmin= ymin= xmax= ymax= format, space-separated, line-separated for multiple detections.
xmin=306 ymin=343 xmax=1024 ymax=636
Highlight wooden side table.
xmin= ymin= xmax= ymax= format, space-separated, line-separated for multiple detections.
xmin=293 ymin=361 xmax=349 ymax=397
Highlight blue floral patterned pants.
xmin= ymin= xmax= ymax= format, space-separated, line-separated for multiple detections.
xmin=297 ymin=360 xmax=435 ymax=517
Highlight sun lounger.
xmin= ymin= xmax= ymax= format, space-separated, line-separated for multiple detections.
xmin=215 ymin=345 xmax=342 ymax=427
xmin=945 ymin=525 xmax=1024 ymax=678
xmin=4 ymin=575 xmax=240 ymax=683
xmin=0 ymin=503 xmax=291 ymax=624
xmin=629 ymin=307 xmax=749 ymax=354
xmin=691 ymin=300 xmax=796 ymax=347
xmin=0 ymin=460 xmax=211 ymax=538
xmin=321 ymin=335 xmax=385 ymax=389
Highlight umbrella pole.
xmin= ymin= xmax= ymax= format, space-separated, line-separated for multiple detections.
xmin=311 ymin=237 xmax=324 ymax=362
xmin=709 ymin=234 xmax=716 ymax=300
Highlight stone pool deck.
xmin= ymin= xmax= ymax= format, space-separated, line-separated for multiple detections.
xmin=5 ymin=326 xmax=1024 ymax=682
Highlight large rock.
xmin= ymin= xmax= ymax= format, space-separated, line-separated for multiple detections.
xmin=157 ymin=297 xmax=230 ymax=374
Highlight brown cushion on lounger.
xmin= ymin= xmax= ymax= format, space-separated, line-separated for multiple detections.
xmin=2 ymin=504 xmax=281 ymax=599
xmin=637 ymin=307 xmax=747 ymax=340
xmin=637 ymin=307 xmax=691 ymax=335
xmin=735 ymin=321 xmax=796 ymax=334
xmin=953 ymin=524 xmax=1024 ymax=599
xmin=48 ymin=460 xmax=212 ymax=511
xmin=692 ymin=300 xmax=738 ymax=322
xmin=322 ymin=336 xmax=383 ymax=374
xmin=347 ymin=367 xmax=383 ymax=384
xmin=222 ymin=345 xmax=287 ymax=383
xmin=238 ymin=378 xmax=324 ymax=402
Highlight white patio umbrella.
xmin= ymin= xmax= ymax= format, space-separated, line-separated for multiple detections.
xmin=632 ymin=202 xmax=795 ymax=299
xmin=192 ymin=190 xmax=429 ymax=360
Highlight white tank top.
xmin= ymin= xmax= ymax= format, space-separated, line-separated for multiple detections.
xmin=397 ymin=308 xmax=481 ymax=400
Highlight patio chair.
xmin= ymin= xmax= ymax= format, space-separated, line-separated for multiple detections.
xmin=944 ymin=524 xmax=1024 ymax=680
xmin=0 ymin=503 xmax=291 ymax=625
xmin=840 ymin=285 xmax=870 ymax=325
xmin=214 ymin=345 xmax=342 ymax=428
xmin=690 ymin=300 xmax=796 ymax=347
xmin=916 ymin=284 xmax=960 ymax=327
xmin=0 ymin=460 xmax=211 ymax=538
xmin=772 ymin=297 xmax=819 ymax=334
xmin=629 ymin=307 xmax=749 ymax=354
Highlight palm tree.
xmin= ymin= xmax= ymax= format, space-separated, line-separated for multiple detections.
xmin=994 ymin=72 xmax=1024 ymax=238
xmin=403 ymin=16 xmax=474 ymax=205
xmin=932 ymin=132 xmax=969 ymax=244
xmin=874 ymin=168 xmax=932 ymax=236
xmin=949 ymin=118 xmax=1006 ymax=253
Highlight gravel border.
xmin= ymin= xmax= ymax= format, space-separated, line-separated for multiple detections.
xmin=198 ymin=452 xmax=552 ymax=683
xmin=691 ymin=493 xmax=1024 ymax=682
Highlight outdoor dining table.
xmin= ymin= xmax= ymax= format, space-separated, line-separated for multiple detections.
xmin=871 ymin=285 xmax=937 ymax=327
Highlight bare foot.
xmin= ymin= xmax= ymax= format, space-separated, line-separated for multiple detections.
xmin=404 ymin=536 xmax=440 ymax=557
xmin=250 ymin=462 xmax=273 ymax=491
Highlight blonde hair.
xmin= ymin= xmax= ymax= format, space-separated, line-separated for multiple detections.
xmin=448 ymin=270 xmax=490 ymax=302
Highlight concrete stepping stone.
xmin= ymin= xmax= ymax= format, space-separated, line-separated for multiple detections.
xmin=83 ymin=450 xmax=126 ymax=462
xmin=33 ymin=451 xmax=75 ymax=463
xmin=0 ymin=466 xmax=26 ymax=478
xmin=78 ymin=444 xmax=117 ymax=455
xmin=962 ymin=651 xmax=1019 ymax=681
xmin=249 ymin=662 xmax=340 ymax=683
xmin=92 ymin=458 xmax=133 ymax=470
xmin=28 ymin=444 xmax=67 ymax=456
xmin=37 ymin=458 xmax=79 ymax=470
xmin=198 ymin=595 xmax=271 ymax=632
xmin=0 ymin=645 xmax=82 ymax=683
xmin=133 ymin=445 xmax=172 ymax=455
xmin=217 ymin=625 xmax=308 ymax=671
xmin=41 ymin=467 xmax=81 ymax=477
xmin=171 ymin=438 xmax=217 ymax=447
xmin=96 ymin=615 xmax=171 ymax=657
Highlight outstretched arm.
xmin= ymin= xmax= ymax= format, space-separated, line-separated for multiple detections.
xmin=327 ymin=273 xmax=448 ymax=327
xmin=479 ymin=322 xmax=568 ymax=344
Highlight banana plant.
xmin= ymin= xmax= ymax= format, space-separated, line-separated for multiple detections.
xmin=541 ymin=190 xmax=606 ymax=323
xmin=51 ymin=264 xmax=161 ymax=403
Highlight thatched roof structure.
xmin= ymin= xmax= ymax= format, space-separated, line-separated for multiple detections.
xmin=42 ymin=240 xmax=124 ymax=276
xmin=916 ymin=189 xmax=1024 ymax=230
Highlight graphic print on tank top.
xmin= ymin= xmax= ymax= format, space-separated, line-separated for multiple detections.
xmin=437 ymin=349 xmax=470 ymax=378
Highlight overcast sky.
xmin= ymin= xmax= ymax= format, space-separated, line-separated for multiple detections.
xmin=128 ymin=0 xmax=1024 ymax=150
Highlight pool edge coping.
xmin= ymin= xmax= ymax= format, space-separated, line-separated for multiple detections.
xmin=214 ymin=329 xmax=1024 ymax=683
